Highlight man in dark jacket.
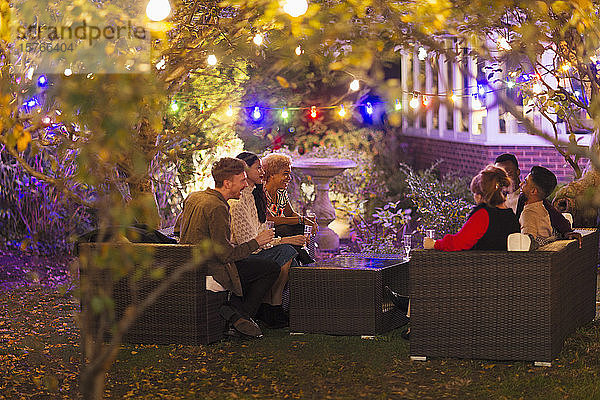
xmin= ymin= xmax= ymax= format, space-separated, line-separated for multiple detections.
xmin=175 ymin=158 xmax=277 ymax=337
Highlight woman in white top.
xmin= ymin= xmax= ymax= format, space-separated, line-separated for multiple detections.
xmin=229 ymin=152 xmax=305 ymax=327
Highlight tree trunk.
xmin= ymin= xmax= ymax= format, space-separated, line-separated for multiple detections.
xmin=80 ymin=363 xmax=109 ymax=400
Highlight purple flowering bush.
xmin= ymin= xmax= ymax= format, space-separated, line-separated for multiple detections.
xmin=0 ymin=145 xmax=94 ymax=254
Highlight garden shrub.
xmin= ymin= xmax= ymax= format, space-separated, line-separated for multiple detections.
xmin=399 ymin=162 xmax=474 ymax=239
xmin=0 ymin=145 xmax=94 ymax=255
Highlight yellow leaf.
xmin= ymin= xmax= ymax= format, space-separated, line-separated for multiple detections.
xmin=276 ymin=76 xmax=289 ymax=88
xmin=16 ymin=130 xmax=31 ymax=152
xmin=551 ymin=0 xmax=570 ymax=13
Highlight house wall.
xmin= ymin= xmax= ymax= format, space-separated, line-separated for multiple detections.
xmin=400 ymin=135 xmax=587 ymax=183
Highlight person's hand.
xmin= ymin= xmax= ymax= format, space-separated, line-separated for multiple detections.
xmin=423 ymin=237 xmax=436 ymax=249
xmin=305 ymin=215 xmax=318 ymax=234
xmin=255 ymin=229 xmax=275 ymax=246
xmin=564 ymin=232 xmax=583 ymax=248
xmin=282 ymin=235 xmax=306 ymax=246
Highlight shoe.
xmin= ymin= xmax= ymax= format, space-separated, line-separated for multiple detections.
xmin=232 ymin=317 xmax=263 ymax=338
xmin=256 ymin=304 xmax=288 ymax=329
xmin=385 ymin=286 xmax=409 ymax=315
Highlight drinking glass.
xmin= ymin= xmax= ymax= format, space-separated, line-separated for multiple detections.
xmin=403 ymin=234 xmax=412 ymax=260
xmin=265 ymin=220 xmax=274 ymax=230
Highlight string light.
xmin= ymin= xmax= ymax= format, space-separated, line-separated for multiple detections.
xmin=207 ymin=54 xmax=217 ymax=66
xmin=295 ymin=46 xmax=303 ymax=56
xmin=365 ymin=102 xmax=373 ymax=115
xmin=310 ymin=106 xmax=318 ymax=119
xmin=338 ymin=104 xmax=346 ymax=117
xmin=64 ymin=68 xmax=72 ymax=76
xmin=253 ymin=33 xmax=264 ymax=46
xmin=41 ymin=116 xmax=52 ymax=125
xmin=253 ymin=106 xmax=262 ymax=121
xmin=155 ymin=58 xmax=166 ymax=70
xmin=37 ymin=75 xmax=48 ymax=87
xmin=146 ymin=0 xmax=171 ymax=21
xmin=283 ymin=0 xmax=308 ymax=17
xmin=281 ymin=108 xmax=289 ymax=119
xmin=170 ymin=101 xmax=179 ymax=112
xmin=394 ymin=99 xmax=401 ymax=111
xmin=409 ymin=96 xmax=420 ymax=109
xmin=349 ymin=79 xmax=360 ymax=91
xmin=26 ymin=68 xmax=34 ymax=80
xmin=450 ymin=93 xmax=458 ymax=102
xmin=418 ymin=47 xmax=427 ymax=61
xmin=561 ymin=63 xmax=571 ymax=72
xmin=226 ymin=105 xmax=234 ymax=117
xmin=422 ymin=96 xmax=430 ymax=107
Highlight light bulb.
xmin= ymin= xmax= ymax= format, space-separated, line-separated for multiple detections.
xmin=207 ymin=54 xmax=217 ymax=66
xmin=64 ymin=68 xmax=72 ymax=76
xmin=281 ymin=108 xmax=289 ymax=119
xmin=395 ymin=99 xmax=402 ymax=111
xmin=283 ymin=0 xmax=308 ymax=17
xmin=41 ymin=116 xmax=51 ymax=125
xmin=338 ymin=104 xmax=346 ymax=118
xmin=409 ymin=97 xmax=419 ymax=109
xmin=366 ymin=102 xmax=373 ymax=115
xmin=418 ymin=47 xmax=427 ymax=61
xmin=253 ymin=106 xmax=262 ymax=120
xmin=226 ymin=105 xmax=233 ymax=117
xmin=478 ymin=85 xmax=485 ymax=96
xmin=26 ymin=68 xmax=34 ymax=80
xmin=146 ymin=0 xmax=171 ymax=21
xmin=253 ymin=33 xmax=264 ymax=46
xmin=349 ymin=79 xmax=359 ymax=91
xmin=295 ymin=45 xmax=302 ymax=56
xmin=310 ymin=105 xmax=317 ymax=119
xmin=561 ymin=63 xmax=571 ymax=72
xmin=422 ymin=96 xmax=430 ymax=107
xmin=170 ymin=101 xmax=179 ymax=112
xmin=37 ymin=75 xmax=48 ymax=87
xmin=155 ymin=58 xmax=166 ymax=70
xmin=450 ymin=93 xmax=458 ymax=102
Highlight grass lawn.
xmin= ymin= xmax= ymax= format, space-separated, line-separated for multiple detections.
xmin=1 ymin=253 xmax=600 ymax=399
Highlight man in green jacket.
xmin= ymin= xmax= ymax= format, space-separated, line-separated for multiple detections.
xmin=176 ymin=158 xmax=277 ymax=338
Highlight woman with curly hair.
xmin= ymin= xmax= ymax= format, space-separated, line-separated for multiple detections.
xmin=261 ymin=153 xmax=318 ymax=232
xmin=424 ymin=165 xmax=520 ymax=251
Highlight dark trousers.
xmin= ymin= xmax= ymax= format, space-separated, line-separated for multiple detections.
xmin=223 ymin=257 xmax=280 ymax=321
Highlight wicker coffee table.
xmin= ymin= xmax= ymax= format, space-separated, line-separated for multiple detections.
xmin=289 ymin=255 xmax=409 ymax=336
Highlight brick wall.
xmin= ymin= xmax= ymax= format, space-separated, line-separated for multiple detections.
xmin=401 ymin=136 xmax=587 ymax=182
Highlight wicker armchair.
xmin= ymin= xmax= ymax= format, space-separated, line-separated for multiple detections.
xmin=409 ymin=229 xmax=598 ymax=364
xmin=78 ymin=243 xmax=227 ymax=345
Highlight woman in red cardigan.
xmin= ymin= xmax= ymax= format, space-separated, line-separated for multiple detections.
xmin=423 ymin=165 xmax=520 ymax=251
xmin=393 ymin=166 xmax=521 ymax=340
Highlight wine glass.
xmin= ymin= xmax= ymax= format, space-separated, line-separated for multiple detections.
xmin=403 ymin=234 xmax=412 ymax=260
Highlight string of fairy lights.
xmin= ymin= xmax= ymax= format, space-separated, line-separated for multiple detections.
xmin=22 ymin=0 xmax=588 ymax=126
xmin=168 ymin=71 xmax=570 ymax=122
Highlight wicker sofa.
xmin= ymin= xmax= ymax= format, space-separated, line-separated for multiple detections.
xmin=409 ymin=229 xmax=598 ymax=364
xmin=78 ymin=243 xmax=227 ymax=345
